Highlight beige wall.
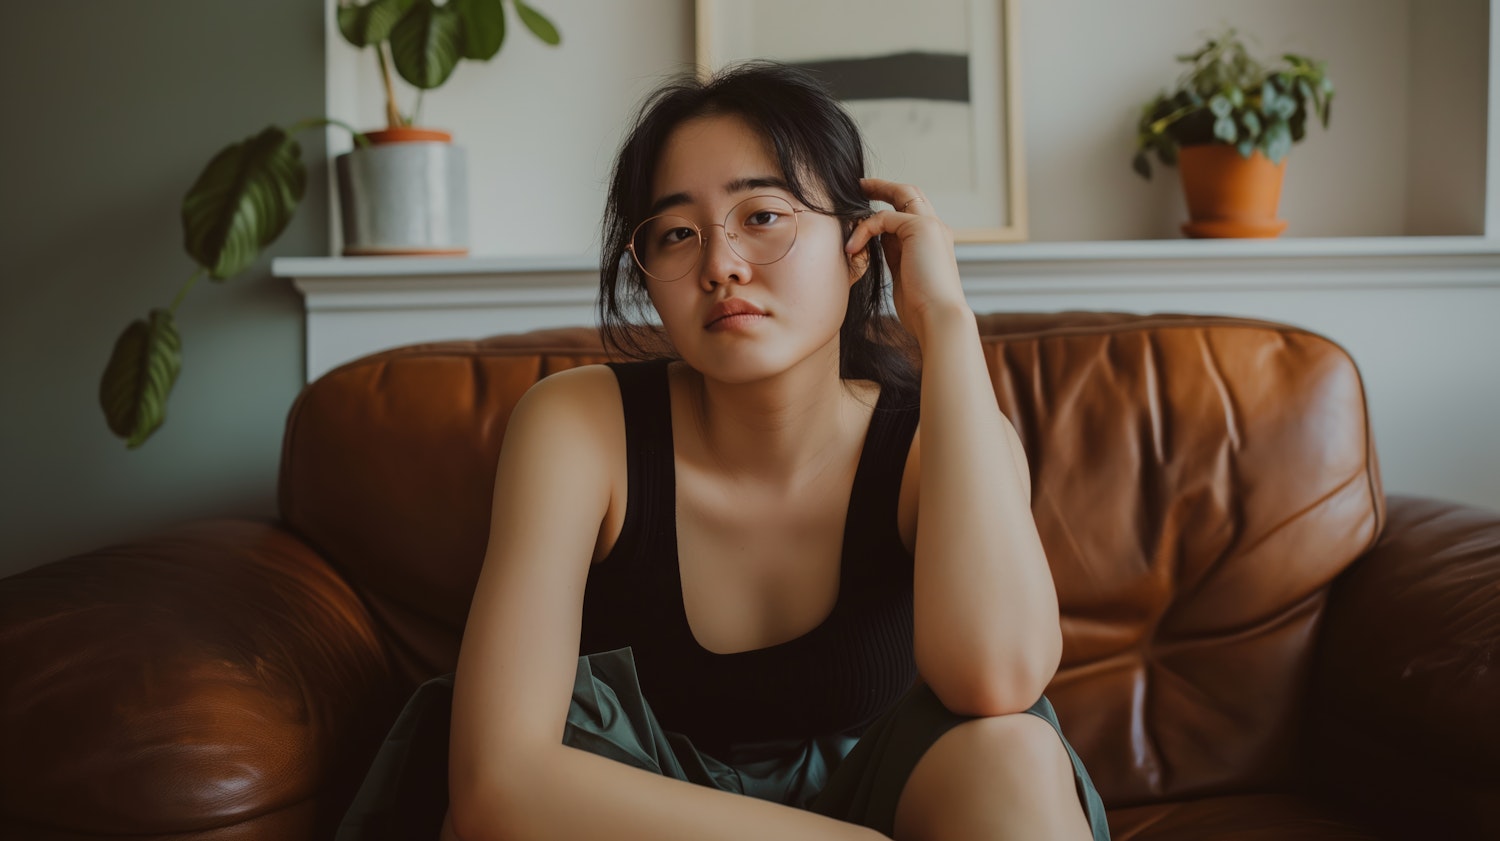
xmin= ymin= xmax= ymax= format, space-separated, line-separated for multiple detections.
xmin=0 ymin=0 xmax=328 ymax=577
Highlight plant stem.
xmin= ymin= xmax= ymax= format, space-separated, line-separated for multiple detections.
xmin=376 ymin=41 xmax=404 ymax=128
xmin=169 ymin=268 xmax=206 ymax=315
xmin=1149 ymin=103 xmax=1197 ymax=135
xmin=412 ymin=88 xmax=425 ymax=126
xmin=286 ymin=116 xmax=372 ymax=148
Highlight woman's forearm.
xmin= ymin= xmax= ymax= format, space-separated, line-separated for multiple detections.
xmin=912 ymin=305 xmax=1062 ymax=716
xmin=452 ymin=742 xmax=886 ymax=841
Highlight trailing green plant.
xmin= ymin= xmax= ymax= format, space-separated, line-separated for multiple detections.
xmin=99 ymin=119 xmax=365 ymax=449
xmin=1132 ymin=29 xmax=1333 ymax=180
xmin=100 ymin=0 xmax=560 ymax=449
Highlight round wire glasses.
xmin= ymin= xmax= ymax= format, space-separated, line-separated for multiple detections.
xmin=626 ymin=194 xmax=809 ymax=282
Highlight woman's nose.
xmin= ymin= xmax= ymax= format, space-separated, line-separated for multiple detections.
xmin=697 ymin=224 xmax=747 ymax=288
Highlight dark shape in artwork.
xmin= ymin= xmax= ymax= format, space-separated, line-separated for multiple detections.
xmin=793 ymin=52 xmax=970 ymax=103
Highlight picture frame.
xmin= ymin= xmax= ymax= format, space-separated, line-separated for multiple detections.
xmin=695 ymin=0 xmax=1028 ymax=242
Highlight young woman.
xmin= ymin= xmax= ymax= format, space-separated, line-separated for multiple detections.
xmin=341 ymin=62 xmax=1109 ymax=841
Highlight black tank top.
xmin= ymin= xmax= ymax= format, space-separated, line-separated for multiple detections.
xmin=579 ymin=359 xmax=921 ymax=758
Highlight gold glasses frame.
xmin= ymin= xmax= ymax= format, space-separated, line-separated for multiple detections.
xmin=626 ymin=194 xmax=812 ymax=282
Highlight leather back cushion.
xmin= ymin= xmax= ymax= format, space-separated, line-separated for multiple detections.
xmin=278 ymin=312 xmax=1383 ymax=807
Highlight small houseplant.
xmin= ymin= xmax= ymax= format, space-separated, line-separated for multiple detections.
xmin=333 ymin=0 xmax=559 ymax=256
xmin=100 ymin=0 xmax=560 ymax=449
xmin=1132 ymin=29 xmax=1333 ymax=237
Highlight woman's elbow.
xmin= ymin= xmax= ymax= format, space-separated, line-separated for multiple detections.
xmin=933 ymin=641 xmax=1062 ymax=717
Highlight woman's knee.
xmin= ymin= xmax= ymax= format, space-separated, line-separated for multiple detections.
xmin=952 ymin=711 xmax=1072 ymax=780
xmin=894 ymin=710 xmax=1077 ymax=838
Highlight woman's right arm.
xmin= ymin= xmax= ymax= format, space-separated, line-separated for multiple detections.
xmin=446 ymin=365 xmax=884 ymax=841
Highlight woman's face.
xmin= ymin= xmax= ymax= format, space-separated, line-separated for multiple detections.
xmin=641 ymin=113 xmax=861 ymax=385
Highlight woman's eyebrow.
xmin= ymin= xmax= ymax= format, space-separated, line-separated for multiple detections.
xmin=647 ymin=175 xmax=792 ymax=216
xmin=724 ymin=175 xmax=791 ymax=195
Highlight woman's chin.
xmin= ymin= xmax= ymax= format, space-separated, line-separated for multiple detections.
xmin=677 ymin=340 xmax=843 ymax=387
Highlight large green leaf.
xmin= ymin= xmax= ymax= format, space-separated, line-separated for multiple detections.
xmin=100 ymin=309 xmax=182 ymax=449
xmin=455 ymin=0 xmax=504 ymax=60
xmin=1240 ymin=109 xmax=1262 ymax=138
xmin=337 ymin=0 xmax=417 ymax=48
xmin=391 ymin=0 xmax=464 ymax=89
xmin=1262 ymin=121 xmax=1293 ymax=163
xmin=514 ymin=0 xmax=560 ymax=45
xmin=1213 ymin=115 xmax=1237 ymax=144
xmin=1260 ymin=81 xmax=1280 ymax=117
xmin=1131 ymin=151 xmax=1152 ymax=180
xmin=181 ymin=127 xmax=305 ymax=281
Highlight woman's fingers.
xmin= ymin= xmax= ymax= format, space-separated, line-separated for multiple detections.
xmin=845 ymin=178 xmax=938 ymax=253
xmin=859 ymin=177 xmax=933 ymax=215
xmin=845 ymin=209 xmax=894 ymax=254
xmin=845 ymin=207 xmax=950 ymax=255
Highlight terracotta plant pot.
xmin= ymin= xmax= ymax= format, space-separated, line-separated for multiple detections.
xmin=335 ymin=126 xmax=470 ymax=257
xmin=1177 ymin=144 xmax=1288 ymax=238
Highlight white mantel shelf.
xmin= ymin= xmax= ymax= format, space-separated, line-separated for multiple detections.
xmin=277 ymin=235 xmax=1500 ymax=279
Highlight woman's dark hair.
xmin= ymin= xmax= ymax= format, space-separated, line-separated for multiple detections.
xmin=598 ymin=60 xmax=918 ymax=394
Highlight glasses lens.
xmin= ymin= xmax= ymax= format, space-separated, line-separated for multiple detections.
xmin=631 ymin=215 xmax=698 ymax=281
xmin=727 ymin=195 xmax=798 ymax=265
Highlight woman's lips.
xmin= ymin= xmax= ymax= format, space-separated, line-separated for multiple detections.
xmin=706 ymin=312 xmax=768 ymax=332
xmin=704 ymin=299 xmax=767 ymax=330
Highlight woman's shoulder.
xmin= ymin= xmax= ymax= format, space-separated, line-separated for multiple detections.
xmin=501 ymin=364 xmax=630 ymax=530
xmin=524 ymin=361 xmax=632 ymax=396
xmin=511 ymin=363 xmax=626 ymax=437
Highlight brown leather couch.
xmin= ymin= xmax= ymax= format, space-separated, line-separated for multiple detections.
xmin=3 ymin=312 xmax=1497 ymax=840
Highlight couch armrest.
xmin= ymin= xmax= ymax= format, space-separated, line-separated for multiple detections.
xmin=0 ymin=519 xmax=400 ymax=840
xmin=1305 ymin=495 xmax=1500 ymax=838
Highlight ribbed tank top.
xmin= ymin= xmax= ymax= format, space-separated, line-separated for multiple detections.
xmin=579 ymin=359 xmax=921 ymax=758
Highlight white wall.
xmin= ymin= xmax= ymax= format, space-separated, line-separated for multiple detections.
xmin=325 ymin=0 xmax=1488 ymax=252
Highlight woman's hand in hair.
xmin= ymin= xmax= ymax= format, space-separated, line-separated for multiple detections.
xmin=844 ymin=178 xmax=969 ymax=349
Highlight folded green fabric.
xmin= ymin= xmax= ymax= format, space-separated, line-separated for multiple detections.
xmin=336 ymin=645 xmax=1110 ymax=840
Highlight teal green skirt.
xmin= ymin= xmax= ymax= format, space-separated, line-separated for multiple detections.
xmin=336 ymin=646 xmax=1110 ymax=840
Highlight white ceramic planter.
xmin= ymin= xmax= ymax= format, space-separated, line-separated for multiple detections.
xmin=335 ymin=135 xmax=469 ymax=256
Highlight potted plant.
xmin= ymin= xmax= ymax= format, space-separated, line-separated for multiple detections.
xmin=1132 ymin=29 xmax=1333 ymax=238
xmin=99 ymin=0 xmax=560 ymax=449
xmin=333 ymin=0 xmax=560 ymax=256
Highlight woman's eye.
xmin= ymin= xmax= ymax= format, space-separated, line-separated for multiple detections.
xmin=659 ymin=227 xmax=695 ymax=246
xmin=745 ymin=210 xmax=781 ymax=227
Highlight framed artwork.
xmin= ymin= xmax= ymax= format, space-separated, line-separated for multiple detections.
xmin=696 ymin=0 xmax=1028 ymax=242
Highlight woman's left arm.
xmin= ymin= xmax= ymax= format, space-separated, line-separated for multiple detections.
xmin=847 ymin=178 xmax=1062 ymax=717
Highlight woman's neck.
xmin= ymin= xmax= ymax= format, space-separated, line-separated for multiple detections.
xmin=679 ymin=345 xmax=874 ymax=487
